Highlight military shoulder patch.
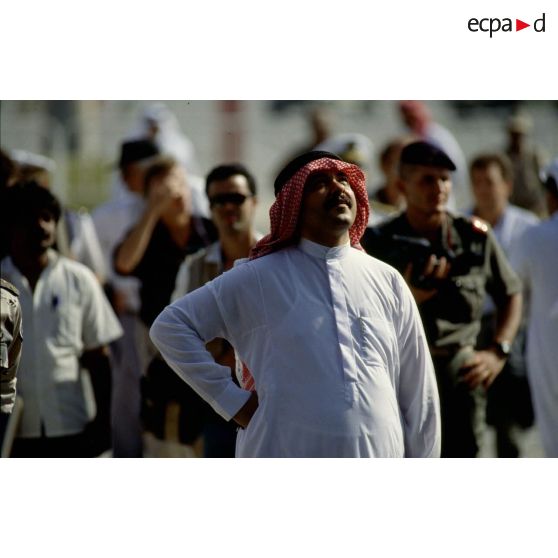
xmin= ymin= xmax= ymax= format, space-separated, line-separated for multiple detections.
xmin=470 ymin=216 xmax=489 ymax=234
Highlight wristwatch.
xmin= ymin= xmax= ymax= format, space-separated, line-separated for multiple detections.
xmin=491 ymin=340 xmax=512 ymax=359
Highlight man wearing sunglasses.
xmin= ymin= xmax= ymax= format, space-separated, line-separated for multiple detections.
xmin=170 ymin=164 xmax=261 ymax=457
xmin=151 ymin=151 xmax=440 ymax=457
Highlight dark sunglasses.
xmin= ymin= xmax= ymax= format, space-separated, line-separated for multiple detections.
xmin=209 ymin=193 xmax=252 ymax=208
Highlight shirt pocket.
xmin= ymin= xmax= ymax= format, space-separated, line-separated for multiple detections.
xmin=447 ymin=274 xmax=485 ymax=322
xmin=356 ymin=314 xmax=397 ymax=373
xmin=53 ymin=304 xmax=82 ymax=348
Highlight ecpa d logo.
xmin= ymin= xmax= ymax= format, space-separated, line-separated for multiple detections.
xmin=468 ymin=13 xmax=546 ymax=37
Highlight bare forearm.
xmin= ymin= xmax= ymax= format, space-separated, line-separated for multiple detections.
xmin=114 ymin=209 xmax=159 ymax=274
xmin=494 ymin=292 xmax=522 ymax=343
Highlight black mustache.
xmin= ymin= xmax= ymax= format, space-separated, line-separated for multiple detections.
xmin=323 ymin=192 xmax=352 ymax=211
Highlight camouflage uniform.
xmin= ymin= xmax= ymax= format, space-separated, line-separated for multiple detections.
xmin=1 ymin=278 xmax=22 ymax=415
xmin=363 ymin=212 xmax=521 ymax=456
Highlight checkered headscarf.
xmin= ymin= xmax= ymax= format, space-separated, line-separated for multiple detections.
xmin=249 ymin=157 xmax=369 ymax=260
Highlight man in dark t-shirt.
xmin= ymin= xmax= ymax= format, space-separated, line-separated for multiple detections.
xmin=115 ymin=157 xmax=216 ymax=455
xmin=115 ymin=157 xmax=216 ymax=326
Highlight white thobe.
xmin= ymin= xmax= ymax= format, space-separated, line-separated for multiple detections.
xmin=491 ymin=205 xmax=540 ymax=256
xmin=92 ymin=188 xmax=145 ymax=313
xmin=65 ymin=209 xmax=108 ymax=282
xmin=150 ymin=239 xmax=441 ymax=457
xmin=511 ymin=214 xmax=558 ymax=457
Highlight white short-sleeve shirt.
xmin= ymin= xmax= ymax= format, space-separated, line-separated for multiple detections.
xmin=1 ymin=251 xmax=123 ymax=438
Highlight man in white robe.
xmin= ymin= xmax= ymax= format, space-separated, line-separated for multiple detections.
xmin=150 ymin=151 xmax=441 ymax=457
xmin=511 ymin=160 xmax=558 ymax=457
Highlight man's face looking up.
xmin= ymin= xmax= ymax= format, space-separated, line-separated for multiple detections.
xmin=300 ymin=169 xmax=357 ymax=242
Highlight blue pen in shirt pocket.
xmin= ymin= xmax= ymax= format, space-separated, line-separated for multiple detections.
xmin=51 ymin=294 xmax=59 ymax=310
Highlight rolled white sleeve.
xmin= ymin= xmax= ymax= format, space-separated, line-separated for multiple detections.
xmin=79 ymin=266 xmax=123 ymax=349
xmin=150 ymin=282 xmax=252 ymax=421
xmin=394 ymin=275 xmax=441 ymax=458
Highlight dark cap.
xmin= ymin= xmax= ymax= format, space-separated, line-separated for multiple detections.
xmin=274 ymin=150 xmax=343 ymax=196
xmin=400 ymin=141 xmax=456 ymax=171
xmin=118 ymin=140 xmax=160 ymax=169
xmin=540 ymin=159 xmax=558 ymax=197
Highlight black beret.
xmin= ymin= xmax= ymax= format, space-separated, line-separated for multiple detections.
xmin=118 ymin=140 xmax=160 ymax=168
xmin=400 ymin=141 xmax=456 ymax=171
xmin=274 ymin=150 xmax=343 ymax=196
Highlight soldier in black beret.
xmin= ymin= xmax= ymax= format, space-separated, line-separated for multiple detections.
xmin=362 ymin=141 xmax=523 ymax=457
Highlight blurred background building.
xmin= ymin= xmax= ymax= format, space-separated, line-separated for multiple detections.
xmin=2 ymin=100 xmax=557 ymax=233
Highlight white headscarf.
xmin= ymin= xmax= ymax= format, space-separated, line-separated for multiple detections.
xmin=127 ymin=102 xmax=200 ymax=175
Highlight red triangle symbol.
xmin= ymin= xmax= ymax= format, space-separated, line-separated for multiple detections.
xmin=516 ymin=19 xmax=530 ymax=31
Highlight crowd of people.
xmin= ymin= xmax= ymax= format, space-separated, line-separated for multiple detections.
xmin=1 ymin=101 xmax=556 ymax=458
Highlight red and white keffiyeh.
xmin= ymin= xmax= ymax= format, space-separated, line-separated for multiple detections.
xmin=249 ymin=157 xmax=369 ymax=261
